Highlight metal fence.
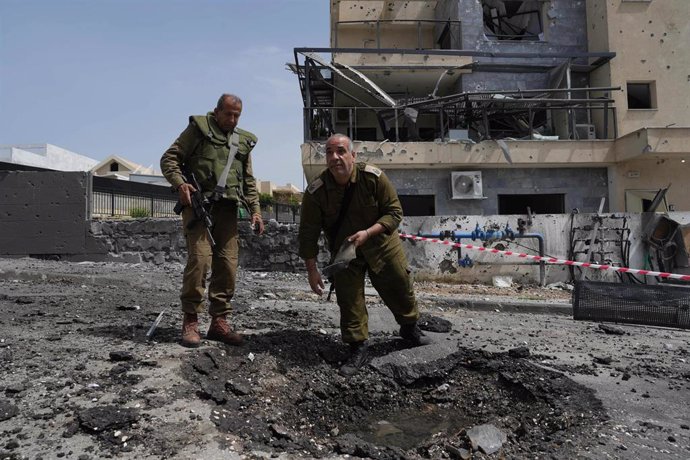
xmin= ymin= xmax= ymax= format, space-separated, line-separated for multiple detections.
xmin=573 ymin=281 xmax=690 ymax=329
xmin=91 ymin=176 xmax=300 ymax=223
xmin=91 ymin=190 xmax=178 ymax=217
xmin=91 ymin=176 xmax=178 ymax=218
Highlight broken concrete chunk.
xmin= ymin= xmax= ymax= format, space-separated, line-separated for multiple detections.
xmin=78 ymin=406 xmax=139 ymax=433
xmin=466 ymin=423 xmax=507 ymax=455
xmin=492 ymin=276 xmax=512 ymax=288
xmin=599 ymin=324 xmax=625 ymax=335
xmin=593 ymin=356 xmax=613 ymax=365
xmin=508 ymin=346 xmax=530 ymax=358
xmin=446 ymin=445 xmax=471 ymax=460
xmin=226 ymin=380 xmax=252 ymax=396
xmin=418 ymin=312 xmax=452 ymax=333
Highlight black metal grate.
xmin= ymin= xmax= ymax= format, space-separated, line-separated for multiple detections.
xmin=573 ymin=281 xmax=690 ymax=329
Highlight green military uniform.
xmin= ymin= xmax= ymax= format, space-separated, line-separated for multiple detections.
xmin=298 ymin=162 xmax=419 ymax=343
xmin=161 ymin=112 xmax=259 ymax=317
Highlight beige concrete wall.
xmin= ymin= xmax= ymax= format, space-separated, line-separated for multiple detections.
xmin=610 ymin=157 xmax=690 ymax=211
xmin=593 ymin=0 xmax=690 ymax=135
xmin=301 ymin=139 xmax=616 ymax=183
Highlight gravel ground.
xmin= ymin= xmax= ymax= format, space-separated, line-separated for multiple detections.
xmin=0 ymin=257 xmax=688 ymax=459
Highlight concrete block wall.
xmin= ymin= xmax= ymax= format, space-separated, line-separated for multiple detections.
xmin=0 ymin=171 xmax=91 ymax=255
xmin=388 ymin=167 xmax=609 ymax=216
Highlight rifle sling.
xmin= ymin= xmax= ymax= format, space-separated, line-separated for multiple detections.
xmin=325 ymin=182 xmax=355 ymax=300
xmin=328 ymin=183 xmax=355 ymax=255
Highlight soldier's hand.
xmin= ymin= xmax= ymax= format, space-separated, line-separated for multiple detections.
xmin=307 ymin=269 xmax=325 ymax=296
xmin=348 ymin=230 xmax=370 ymax=248
xmin=252 ymin=213 xmax=264 ymax=235
xmin=178 ymin=183 xmax=196 ymax=207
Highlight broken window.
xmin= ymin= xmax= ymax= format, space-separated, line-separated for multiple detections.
xmin=436 ymin=21 xmax=462 ymax=49
xmin=399 ymin=195 xmax=436 ymax=216
xmin=498 ymin=193 xmax=565 ymax=214
xmin=482 ymin=0 xmax=544 ymax=41
xmin=627 ymin=82 xmax=656 ymax=109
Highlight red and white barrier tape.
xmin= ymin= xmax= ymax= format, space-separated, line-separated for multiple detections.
xmin=399 ymin=233 xmax=690 ymax=282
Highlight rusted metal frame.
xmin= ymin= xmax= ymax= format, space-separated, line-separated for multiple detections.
xmin=300 ymin=51 xmax=395 ymax=108
xmin=295 ymin=47 xmax=616 ymax=62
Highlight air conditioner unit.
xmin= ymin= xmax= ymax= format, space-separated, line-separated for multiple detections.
xmin=575 ymin=124 xmax=596 ymax=140
xmin=451 ymin=171 xmax=483 ymax=199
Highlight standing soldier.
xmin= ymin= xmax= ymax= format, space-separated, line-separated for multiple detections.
xmin=161 ymin=93 xmax=264 ymax=348
xmin=298 ymin=133 xmax=429 ymax=376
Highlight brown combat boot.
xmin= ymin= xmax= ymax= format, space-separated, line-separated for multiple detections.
xmin=207 ymin=315 xmax=243 ymax=346
xmin=181 ymin=313 xmax=201 ymax=348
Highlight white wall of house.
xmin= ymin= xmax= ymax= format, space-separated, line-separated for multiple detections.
xmin=400 ymin=211 xmax=690 ymax=286
xmin=0 ymin=144 xmax=98 ymax=171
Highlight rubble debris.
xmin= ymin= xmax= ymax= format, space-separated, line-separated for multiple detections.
xmin=418 ymin=313 xmax=452 ymax=333
xmin=78 ymin=406 xmax=139 ymax=433
xmin=108 ymin=351 xmax=134 ymax=362
xmin=492 ymin=276 xmax=513 ymax=288
xmin=599 ymin=324 xmax=626 ymax=335
xmin=0 ymin=400 xmax=19 ymax=421
xmin=508 ymin=346 xmax=530 ymax=358
xmin=466 ymin=423 xmax=507 ymax=455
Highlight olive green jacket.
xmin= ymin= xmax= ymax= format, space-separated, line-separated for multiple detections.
xmin=160 ymin=112 xmax=260 ymax=215
xmin=298 ymin=162 xmax=404 ymax=273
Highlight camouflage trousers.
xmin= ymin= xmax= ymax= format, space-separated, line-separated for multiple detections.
xmin=180 ymin=200 xmax=238 ymax=317
xmin=334 ymin=249 xmax=419 ymax=343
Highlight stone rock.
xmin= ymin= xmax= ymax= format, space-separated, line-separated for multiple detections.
xmin=508 ymin=346 xmax=530 ymax=358
xmin=226 ymin=380 xmax=252 ymax=396
xmin=447 ymin=445 xmax=472 ymax=460
xmin=466 ymin=423 xmax=507 ymax=455
xmin=0 ymin=400 xmax=19 ymax=421
xmin=492 ymin=276 xmax=512 ymax=288
xmin=5 ymin=383 xmax=26 ymax=394
xmin=418 ymin=313 xmax=452 ymax=333
xmin=599 ymin=324 xmax=625 ymax=335
xmin=78 ymin=406 xmax=139 ymax=433
xmin=109 ymin=351 xmax=134 ymax=362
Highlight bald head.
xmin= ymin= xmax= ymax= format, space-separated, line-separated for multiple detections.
xmin=326 ymin=134 xmax=353 ymax=153
xmin=325 ymin=133 xmax=357 ymax=186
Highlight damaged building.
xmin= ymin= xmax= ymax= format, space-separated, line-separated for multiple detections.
xmin=291 ymin=0 xmax=690 ymax=216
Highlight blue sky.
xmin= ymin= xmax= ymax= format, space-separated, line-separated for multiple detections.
xmin=0 ymin=0 xmax=329 ymax=188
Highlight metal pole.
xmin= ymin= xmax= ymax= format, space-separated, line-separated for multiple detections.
xmin=394 ymin=108 xmax=399 ymax=141
xmin=304 ymin=59 xmax=312 ymax=141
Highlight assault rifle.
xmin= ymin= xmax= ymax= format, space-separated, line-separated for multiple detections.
xmin=173 ymin=171 xmax=216 ymax=247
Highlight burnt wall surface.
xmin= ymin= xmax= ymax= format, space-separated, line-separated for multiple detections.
xmin=388 ymin=167 xmax=609 ymax=215
xmin=0 ymin=171 xmax=90 ymax=255
xmin=442 ymin=0 xmax=589 ymax=92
